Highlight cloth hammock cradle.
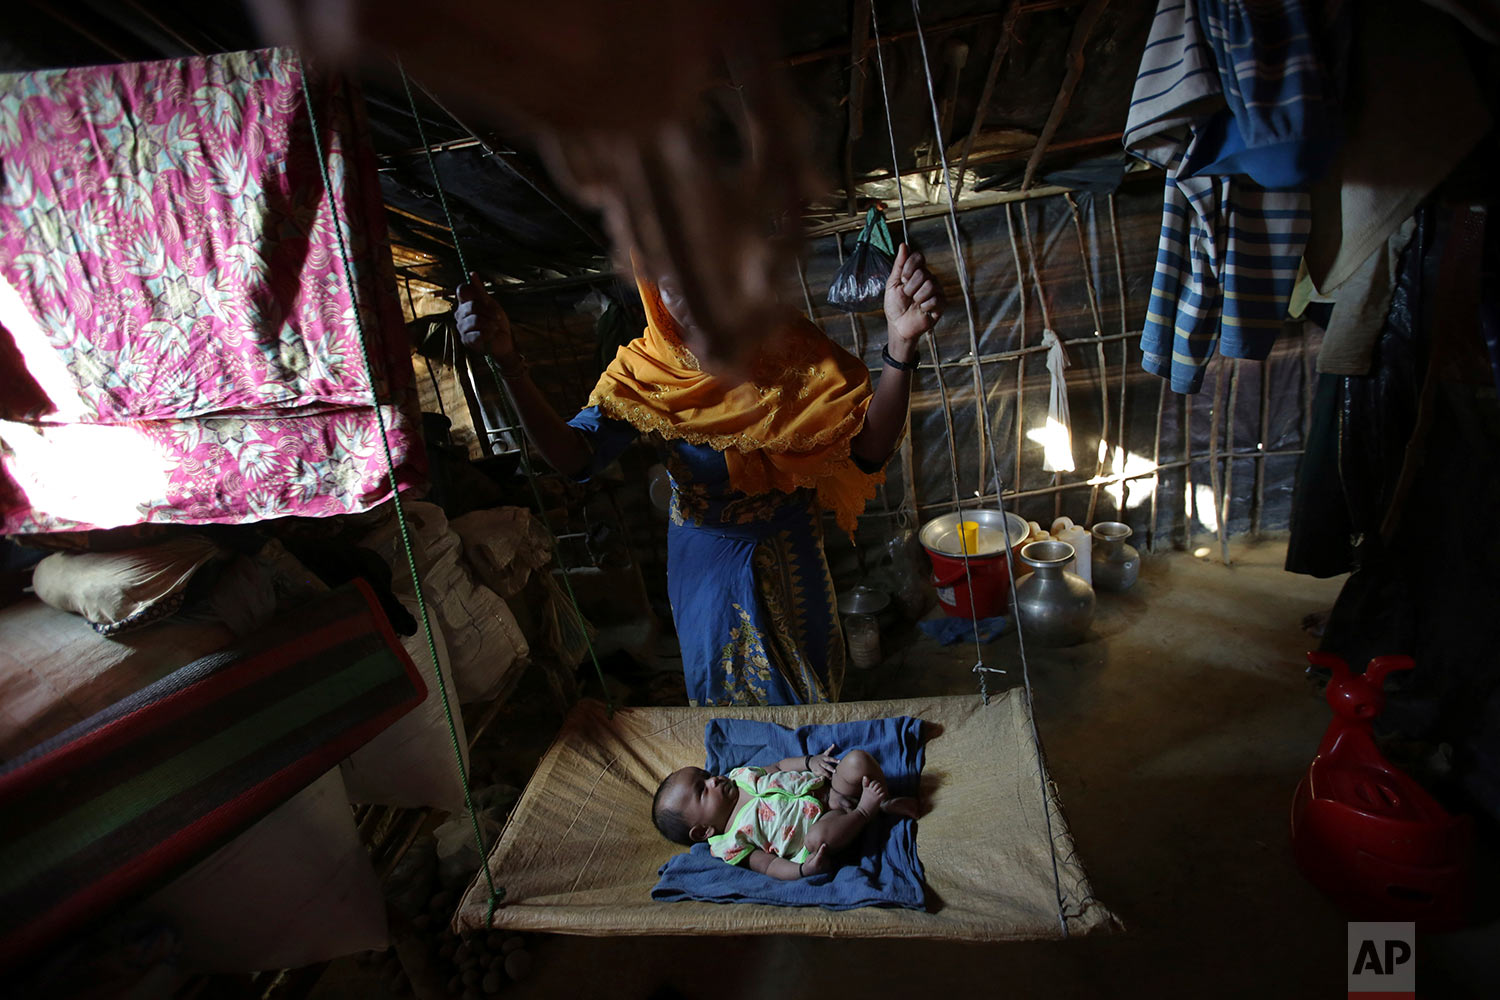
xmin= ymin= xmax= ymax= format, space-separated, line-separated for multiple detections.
xmin=452 ymin=694 xmax=1117 ymax=941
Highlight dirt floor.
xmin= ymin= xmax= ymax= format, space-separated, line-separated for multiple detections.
xmin=313 ymin=538 xmax=1500 ymax=999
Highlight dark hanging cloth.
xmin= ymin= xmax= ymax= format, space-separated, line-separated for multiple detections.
xmin=1284 ymin=210 xmax=1431 ymax=578
xmin=1297 ymin=205 xmax=1500 ymax=822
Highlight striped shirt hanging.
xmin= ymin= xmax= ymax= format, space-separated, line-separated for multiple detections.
xmin=1124 ymin=0 xmax=1340 ymax=394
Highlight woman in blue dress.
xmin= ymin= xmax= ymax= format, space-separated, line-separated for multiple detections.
xmin=456 ymin=246 xmax=943 ymax=706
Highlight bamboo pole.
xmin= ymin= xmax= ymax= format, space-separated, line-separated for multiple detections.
xmin=844 ymin=0 xmax=873 ymax=215
xmin=1065 ymin=193 xmax=1109 ymax=525
xmin=1221 ymin=359 xmax=1240 ymax=565
xmin=804 ymin=182 xmax=1075 ymax=239
xmin=952 ymin=1 xmax=1023 ymax=202
xmin=1252 ymin=357 xmax=1270 ymax=536
xmin=944 ymin=214 xmax=993 ymax=499
xmin=1005 ymin=203 xmax=1029 ymax=493
xmin=1183 ymin=391 xmax=1193 ymax=551
xmin=794 ymin=253 xmax=818 ymax=322
xmin=1206 ymin=358 xmax=1228 ymax=562
xmin=1108 ymin=192 xmax=1130 ymax=520
xmin=857 ymin=326 xmax=1143 ymax=373
xmin=1020 ymin=0 xmax=1112 ymax=191
xmin=1148 ymin=377 xmax=1166 ymax=552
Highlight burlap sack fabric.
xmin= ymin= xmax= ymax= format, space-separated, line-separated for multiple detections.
xmin=456 ymin=692 xmax=1117 ymax=941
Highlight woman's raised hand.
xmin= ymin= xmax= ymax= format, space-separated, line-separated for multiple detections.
xmin=454 ymin=272 xmax=514 ymax=358
xmin=883 ymin=243 xmax=945 ymax=352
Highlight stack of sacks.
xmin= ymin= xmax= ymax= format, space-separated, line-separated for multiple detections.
xmin=361 ymin=502 xmax=529 ymax=704
xmin=454 ymin=506 xmax=596 ymax=669
xmin=450 ymin=506 xmax=552 ymax=600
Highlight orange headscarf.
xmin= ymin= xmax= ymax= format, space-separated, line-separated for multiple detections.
xmin=587 ymin=272 xmax=882 ymax=536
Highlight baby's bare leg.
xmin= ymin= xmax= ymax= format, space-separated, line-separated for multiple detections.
xmin=805 ymin=776 xmax=885 ymax=856
xmin=828 ymin=750 xmax=881 ymax=806
xmin=829 ymin=750 xmax=919 ymax=818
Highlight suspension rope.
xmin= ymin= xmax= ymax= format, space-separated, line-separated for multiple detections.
xmin=868 ymin=2 xmax=909 ymax=246
xmin=297 ymin=60 xmax=504 ymax=922
xmin=396 ymin=60 xmax=614 ymax=716
xmin=879 ymin=2 xmax=984 ymax=680
xmin=908 ymin=0 xmax=1069 ymax=937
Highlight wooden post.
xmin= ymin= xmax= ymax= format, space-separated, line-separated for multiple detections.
xmin=1108 ymin=193 xmax=1130 ymax=520
xmin=1148 ymin=377 xmax=1165 ymax=552
xmin=1206 ymin=358 xmax=1228 ymax=562
xmin=1066 ymin=193 xmax=1110 ymax=525
xmin=1221 ymin=359 xmax=1240 ymax=565
xmin=1005 ymin=203 xmax=1029 ymax=493
xmin=1183 ymin=391 xmax=1193 ymax=552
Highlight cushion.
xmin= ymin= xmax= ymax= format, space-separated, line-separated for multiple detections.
xmin=31 ymin=537 xmax=222 ymax=635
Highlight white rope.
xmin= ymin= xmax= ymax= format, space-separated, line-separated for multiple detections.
xmin=869 ymin=1 xmax=986 ymax=671
xmin=868 ymin=2 xmax=909 ymax=245
xmin=908 ymin=0 xmax=1070 ymax=938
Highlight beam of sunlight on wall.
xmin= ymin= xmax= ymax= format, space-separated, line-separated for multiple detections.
xmin=1088 ymin=445 xmax=1159 ymax=510
xmin=1025 ymin=416 xmax=1075 ymax=473
xmin=1194 ymin=483 xmax=1219 ymax=535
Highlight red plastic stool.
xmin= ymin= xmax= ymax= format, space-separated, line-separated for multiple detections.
xmin=1290 ymin=652 xmax=1473 ymax=929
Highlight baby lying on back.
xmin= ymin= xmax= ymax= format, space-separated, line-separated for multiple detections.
xmin=651 ymin=745 xmax=919 ymax=879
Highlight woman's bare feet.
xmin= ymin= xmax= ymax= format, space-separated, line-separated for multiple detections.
xmin=880 ymin=796 xmax=920 ymax=819
xmin=856 ymin=775 xmax=886 ymax=816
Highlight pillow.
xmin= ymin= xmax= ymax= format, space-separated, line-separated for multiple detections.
xmin=31 ymin=537 xmax=222 ymax=636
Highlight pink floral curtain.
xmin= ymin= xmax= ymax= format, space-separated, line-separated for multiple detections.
xmin=0 ymin=49 xmax=424 ymax=532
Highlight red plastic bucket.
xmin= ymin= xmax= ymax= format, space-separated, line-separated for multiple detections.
xmin=919 ymin=510 xmax=1028 ymax=619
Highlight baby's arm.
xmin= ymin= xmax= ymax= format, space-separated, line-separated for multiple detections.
xmin=765 ymin=744 xmax=839 ymax=778
xmin=744 ymin=845 xmax=831 ymax=880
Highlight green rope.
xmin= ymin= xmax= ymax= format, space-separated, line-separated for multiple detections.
xmin=395 ymin=59 xmax=614 ymax=715
xmin=297 ymin=60 xmax=504 ymax=923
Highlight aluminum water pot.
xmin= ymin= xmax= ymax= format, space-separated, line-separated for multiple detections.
xmin=1014 ymin=540 xmax=1095 ymax=647
xmin=1091 ymin=521 xmax=1140 ymax=593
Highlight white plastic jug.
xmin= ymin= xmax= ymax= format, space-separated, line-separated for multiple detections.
xmin=1050 ymin=517 xmax=1092 ymax=587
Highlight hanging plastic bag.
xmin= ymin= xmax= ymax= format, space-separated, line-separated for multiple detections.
xmin=827 ymin=206 xmax=896 ymax=313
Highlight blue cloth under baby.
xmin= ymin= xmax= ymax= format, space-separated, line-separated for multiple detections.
xmin=651 ymin=714 xmax=927 ymax=910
